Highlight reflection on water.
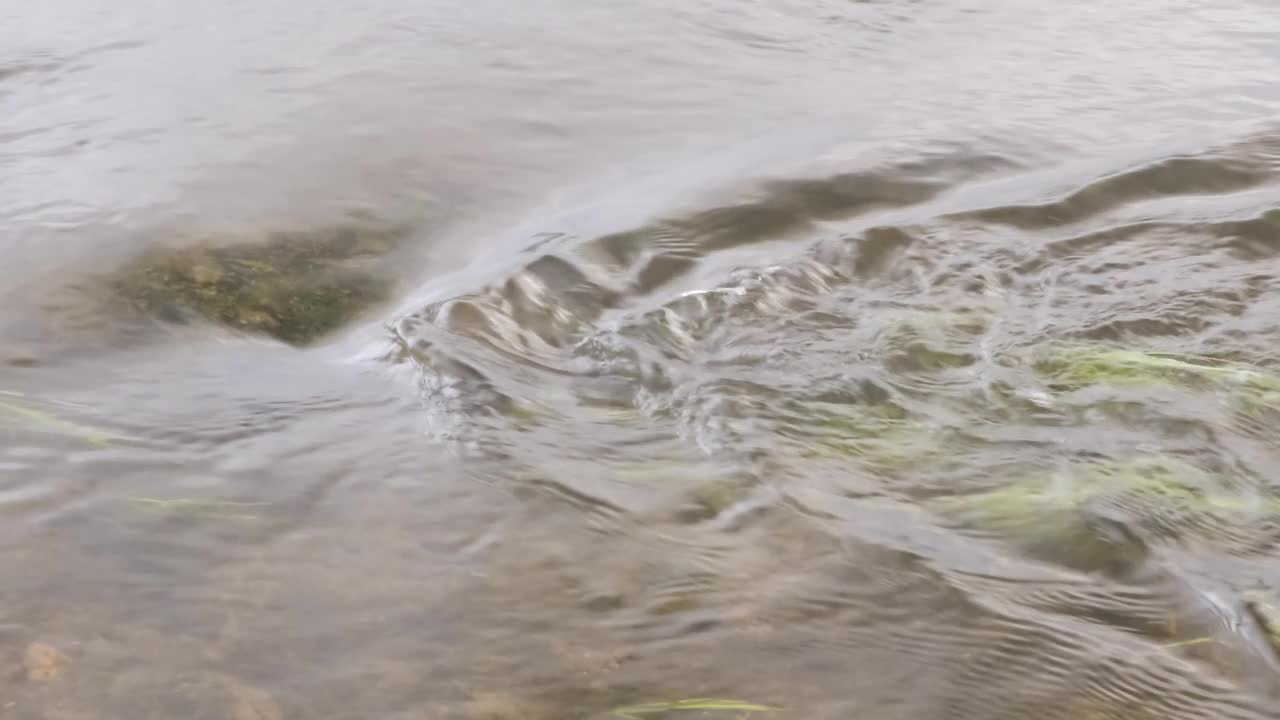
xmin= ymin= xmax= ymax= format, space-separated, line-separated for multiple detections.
xmin=5 ymin=0 xmax=1280 ymax=718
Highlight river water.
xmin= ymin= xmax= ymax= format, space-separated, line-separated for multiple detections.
xmin=4 ymin=1 xmax=1280 ymax=718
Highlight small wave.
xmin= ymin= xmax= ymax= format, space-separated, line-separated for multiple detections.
xmin=378 ymin=129 xmax=1280 ymax=714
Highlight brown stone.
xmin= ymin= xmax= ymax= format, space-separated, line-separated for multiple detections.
xmin=222 ymin=675 xmax=284 ymax=720
xmin=24 ymin=642 xmax=68 ymax=682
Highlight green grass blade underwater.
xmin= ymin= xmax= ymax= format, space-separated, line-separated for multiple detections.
xmin=0 ymin=390 xmax=139 ymax=447
xmin=1032 ymin=344 xmax=1280 ymax=395
xmin=611 ymin=698 xmax=778 ymax=719
xmin=124 ymin=497 xmax=269 ymax=521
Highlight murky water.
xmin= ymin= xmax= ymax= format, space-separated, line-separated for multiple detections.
xmin=5 ymin=1 xmax=1280 ymax=718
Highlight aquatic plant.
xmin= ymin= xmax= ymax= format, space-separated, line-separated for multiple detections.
xmin=783 ymin=400 xmax=919 ymax=460
xmin=125 ymin=497 xmax=268 ymax=521
xmin=611 ymin=698 xmax=777 ymax=719
xmin=1159 ymin=636 xmax=1215 ymax=651
xmin=1243 ymin=593 xmax=1280 ymax=650
xmin=810 ymin=420 xmax=951 ymax=470
xmin=1032 ymin=344 xmax=1280 ymax=395
xmin=930 ymin=456 xmax=1280 ymax=530
xmin=877 ymin=306 xmax=992 ymax=338
xmin=0 ymin=390 xmax=130 ymax=447
xmin=872 ymin=307 xmax=991 ymax=373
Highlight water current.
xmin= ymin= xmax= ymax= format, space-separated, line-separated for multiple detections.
xmin=4 ymin=1 xmax=1280 ymax=718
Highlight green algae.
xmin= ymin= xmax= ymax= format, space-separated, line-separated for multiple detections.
xmin=1032 ymin=344 xmax=1280 ymax=396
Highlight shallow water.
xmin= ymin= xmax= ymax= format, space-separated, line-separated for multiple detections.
xmin=5 ymin=1 xmax=1280 ymax=718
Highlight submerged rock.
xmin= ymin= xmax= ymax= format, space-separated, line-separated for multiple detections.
xmin=110 ymin=222 xmax=410 ymax=346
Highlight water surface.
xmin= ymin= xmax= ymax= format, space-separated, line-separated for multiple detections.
xmin=4 ymin=1 xmax=1280 ymax=718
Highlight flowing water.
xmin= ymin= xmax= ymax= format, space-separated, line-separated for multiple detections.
xmin=5 ymin=1 xmax=1280 ymax=718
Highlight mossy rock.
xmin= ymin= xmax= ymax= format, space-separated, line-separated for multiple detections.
xmin=111 ymin=223 xmax=407 ymax=346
